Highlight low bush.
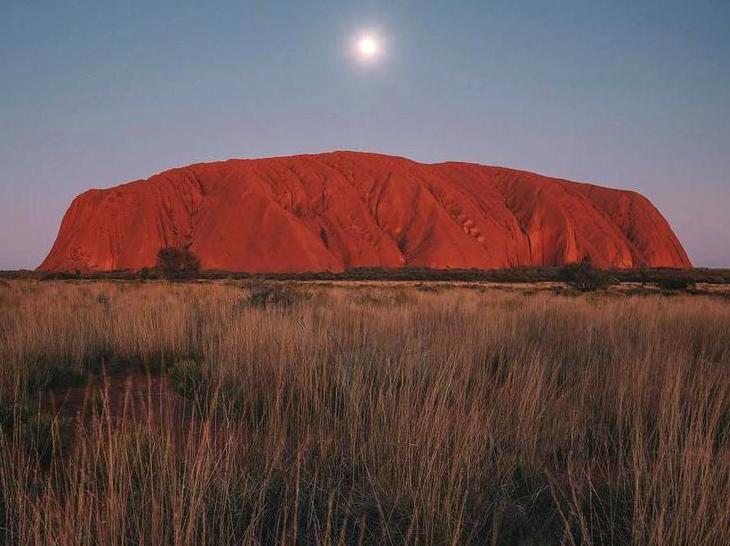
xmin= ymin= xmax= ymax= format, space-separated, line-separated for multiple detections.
xmin=245 ymin=282 xmax=309 ymax=308
xmin=167 ymin=359 xmax=208 ymax=400
xmin=156 ymin=245 xmax=200 ymax=279
xmin=0 ymin=403 xmax=73 ymax=465
xmin=351 ymin=289 xmax=411 ymax=306
xmin=558 ymin=259 xmax=615 ymax=292
xmin=26 ymin=363 xmax=87 ymax=393
xmin=656 ymin=277 xmax=696 ymax=291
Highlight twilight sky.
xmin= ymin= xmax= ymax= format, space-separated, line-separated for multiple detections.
xmin=1 ymin=0 xmax=728 ymax=269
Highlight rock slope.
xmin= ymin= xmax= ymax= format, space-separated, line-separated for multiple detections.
xmin=39 ymin=151 xmax=691 ymax=272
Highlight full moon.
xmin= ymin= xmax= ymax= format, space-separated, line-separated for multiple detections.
xmin=357 ymin=36 xmax=378 ymax=59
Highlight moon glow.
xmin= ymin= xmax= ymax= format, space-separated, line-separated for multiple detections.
xmin=354 ymin=33 xmax=381 ymax=62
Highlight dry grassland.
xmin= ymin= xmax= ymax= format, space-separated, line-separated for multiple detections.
xmin=0 ymin=280 xmax=728 ymax=545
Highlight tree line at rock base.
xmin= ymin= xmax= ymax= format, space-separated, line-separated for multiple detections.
xmin=4 ymin=247 xmax=729 ymax=288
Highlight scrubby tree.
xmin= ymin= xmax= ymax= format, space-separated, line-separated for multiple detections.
xmin=559 ymin=256 xmax=614 ymax=292
xmin=656 ymin=276 xmax=696 ymax=291
xmin=156 ymin=245 xmax=200 ymax=278
xmin=638 ymin=263 xmax=650 ymax=288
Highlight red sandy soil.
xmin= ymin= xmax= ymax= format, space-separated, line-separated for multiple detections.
xmin=39 ymin=151 xmax=691 ymax=272
xmin=41 ymin=373 xmax=224 ymax=455
xmin=42 ymin=373 xmax=190 ymax=426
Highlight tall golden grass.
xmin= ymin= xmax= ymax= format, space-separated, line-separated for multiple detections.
xmin=0 ymin=280 xmax=729 ymax=545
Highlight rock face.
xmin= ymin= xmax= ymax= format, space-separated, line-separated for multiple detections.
xmin=39 ymin=151 xmax=691 ymax=272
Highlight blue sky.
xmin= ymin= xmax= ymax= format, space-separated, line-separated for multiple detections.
xmin=1 ymin=0 xmax=728 ymax=268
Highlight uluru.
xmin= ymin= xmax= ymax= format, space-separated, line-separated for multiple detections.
xmin=39 ymin=151 xmax=691 ymax=273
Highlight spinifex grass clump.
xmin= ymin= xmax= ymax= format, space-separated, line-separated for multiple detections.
xmin=0 ymin=279 xmax=728 ymax=545
xmin=244 ymin=281 xmax=310 ymax=308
